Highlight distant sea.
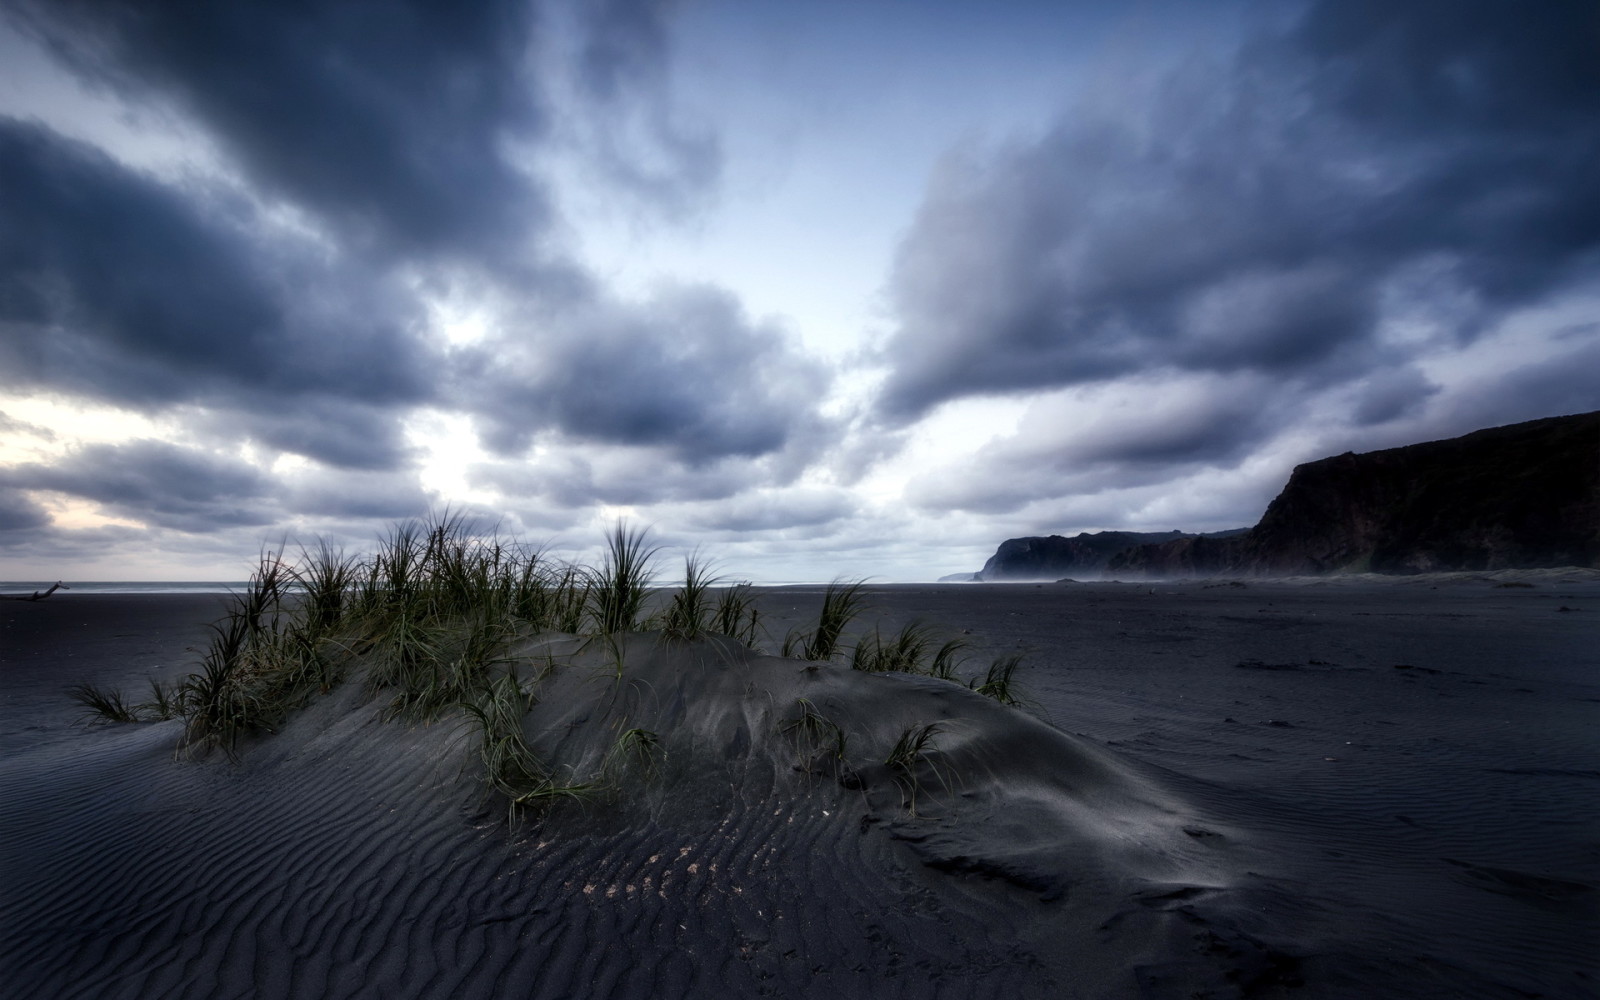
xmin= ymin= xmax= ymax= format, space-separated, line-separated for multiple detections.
xmin=1 ymin=582 xmax=251 ymax=595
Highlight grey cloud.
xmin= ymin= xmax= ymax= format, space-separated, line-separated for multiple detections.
xmin=876 ymin=0 xmax=1600 ymax=421
xmin=8 ymin=0 xmax=549 ymax=264
xmin=1430 ymin=338 xmax=1600 ymax=433
xmin=204 ymin=400 xmax=417 ymax=473
xmin=1 ymin=439 xmax=276 ymax=532
xmin=567 ymin=0 xmax=721 ymax=215
xmin=472 ymin=442 xmax=774 ymax=510
xmin=683 ymin=488 xmax=857 ymax=534
xmin=467 ymin=285 xmax=831 ymax=465
xmin=0 ymin=118 xmax=434 ymax=469
xmin=0 ymin=485 xmax=49 ymax=531
xmin=1349 ymin=366 xmax=1439 ymax=426
xmin=0 ymin=409 xmax=55 ymax=441
xmin=909 ymin=378 xmax=1283 ymax=515
xmin=281 ymin=469 xmax=436 ymax=522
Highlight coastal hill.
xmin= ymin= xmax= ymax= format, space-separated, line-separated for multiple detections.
xmin=972 ymin=410 xmax=1600 ymax=579
xmin=965 ymin=530 xmax=1245 ymax=581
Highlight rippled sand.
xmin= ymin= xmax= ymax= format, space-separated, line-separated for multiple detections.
xmin=3 ymin=573 xmax=1595 ymax=998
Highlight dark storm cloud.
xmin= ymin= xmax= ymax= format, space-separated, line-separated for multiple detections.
xmin=1348 ymin=366 xmax=1439 ymax=426
xmin=8 ymin=0 xmax=548 ymax=263
xmin=0 ymin=118 xmax=433 ymax=469
xmin=0 ymin=486 xmax=50 ymax=532
xmin=1 ymin=439 xmax=277 ymax=532
xmin=466 ymin=285 xmax=830 ymax=465
xmin=4 ymin=0 xmax=812 ymax=483
xmin=876 ymin=0 xmax=1600 ymax=421
xmin=568 ymin=0 xmax=720 ymax=213
xmin=204 ymin=401 xmax=417 ymax=473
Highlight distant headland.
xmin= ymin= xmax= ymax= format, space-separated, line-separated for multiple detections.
xmin=961 ymin=410 xmax=1600 ymax=580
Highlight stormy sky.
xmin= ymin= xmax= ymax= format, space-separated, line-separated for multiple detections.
xmin=2 ymin=0 xmax=1597 ymax=581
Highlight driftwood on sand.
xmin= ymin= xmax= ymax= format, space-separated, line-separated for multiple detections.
xmin=0 ymin=582 xmax=67 ymax=602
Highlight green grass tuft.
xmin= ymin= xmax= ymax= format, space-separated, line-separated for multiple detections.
xmin=972 ymin=653 xmax=1025 ymax=706
xmin=884 ymin=721 xmax=946 ymax=817
xmin=851 ymin=620 xmax=935 ymax=673
xmin=782 ymin=697 xmax=849 ymax=765
xmin=663 ymin=552 xmax=716 ymax=639
xmin=69 ymin=682 xmax=143 ymax=724
xmin=139 ymin=679 xmax=180 ymax=721
xmin=604 ymin=726 xmax=663 ymax=784
xmin=588 ymin=521 xmax=658 ymax=635
xmin=784 ymin=579 xmax=867 ymax=661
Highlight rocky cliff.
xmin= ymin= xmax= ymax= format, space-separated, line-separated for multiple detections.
xmin=976 ymin=530 xmax=1213 ymax=580
xmin=1108 ymin=411 xmax=1599 ymax=576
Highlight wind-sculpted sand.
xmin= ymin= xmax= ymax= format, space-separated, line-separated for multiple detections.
xmin=3 ymin=573 xmax=1597 ymax=998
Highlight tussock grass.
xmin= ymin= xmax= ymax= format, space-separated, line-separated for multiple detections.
xmin=783 ymin=579 xmax=867 ymax=660
xmin=850 ymin=620 xmax=935 ymax=674
xmin=927 ymin=639 xmax=967 ymax=682
xmin=603 ymin=726 xmax=663 ymax=783
xmin=885 ymin=721 xmax=946 ymax=817
xmin=461 ymin=670 xmax=571 ymax=824
xmin=69 ymin=682 xmax=143 ymax=724
xmin=782 ymin=697 xmax=849 ymax=765
xmin=588 ymin=522 xmax=657 ymax=635
xmin=662 ymin=552 xmax=718 ymax=639
xmin=660 ymin=554 xmax=763 ymax=648
xmin=140 ymin=679 xmax=180 ymax=721
xmin=712 ymin=583 xmax=762 ymax=647
xmin=973 ymin=653 xmax=1025 ymax=706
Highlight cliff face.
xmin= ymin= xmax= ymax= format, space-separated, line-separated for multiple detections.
xmin=1109 ymin=411 xmax=1600 ymax=576
xmin=977 ymin=530 xmax=1190 ymax=580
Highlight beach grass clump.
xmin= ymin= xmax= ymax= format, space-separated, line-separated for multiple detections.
xmin=927 ymin=638 xmax=967 ymax=682
xmin=462 ymin=669 xmax=560 ymax=822
xmin=465 ymin=670 xmax=597 ymax=824
xmin=662 ymin=552 xmax=716 ymax=639
xmin=139 ymin=678 xmax=181 ymax=721
xmin=782 ymin=698 xmax=850 ymax=765
xmin=711 ymin=583 xmax=762 ymax=647
xmin=850 ymin=620 xmax=935 ymax=674
xmin=783 ymin=579 xmax=867 ymax=660
xmin=174 ymin=548 xmax=315 ymax=758
xmin=972 ymin=653 xmax=1025 ymax=707
xmin=293 ymin=539 xmax=358 ymax=637
xmin=603 ymin=726 xmax=663 ymax=784
xmin=69 ymin=682 xmax=144 ymax=724
xmin=661 ymin=555 xmax=765 ymax=646
xmin=885 ymin=721 xmax=946 ymax=817
xmin=588 ymin=522 xmax=658 ymax=635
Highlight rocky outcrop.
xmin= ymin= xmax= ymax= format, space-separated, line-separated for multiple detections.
xmin=977 ymin=530 xmax=1200 ymax=580
xmin=1109 ymin=411 xmax=1600 ymax=576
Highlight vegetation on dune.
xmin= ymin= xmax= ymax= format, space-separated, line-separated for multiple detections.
xmin=71 ymin=514 xmax=1030 ymax=823
xmin=885 ymin=722 xmax=947 ymax=818
xmin=782 ymin=579 xmax=867 ymax=660
xmin=69 ymin=682 xmax=143 ymax=724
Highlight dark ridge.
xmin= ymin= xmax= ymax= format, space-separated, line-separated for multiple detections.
xmin=965 ymin=411 xmax=1599 ymax=580
xmin=974 ymin=530 xmax=1247 ymax=581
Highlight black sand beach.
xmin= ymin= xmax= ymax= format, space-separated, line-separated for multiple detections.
xmin=3 ymin=576 xmax=1597 ymax=999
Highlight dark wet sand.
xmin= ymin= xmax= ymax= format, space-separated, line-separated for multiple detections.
xmin=3 ymin=575 xmax=1597 ymax=998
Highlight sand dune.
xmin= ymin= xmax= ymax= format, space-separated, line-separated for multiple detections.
xmin=3 ymin=577 xmax=1596 ymax=998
